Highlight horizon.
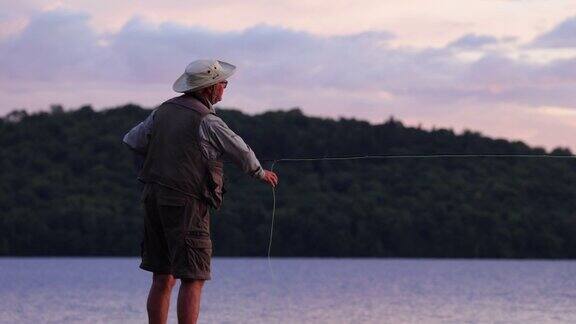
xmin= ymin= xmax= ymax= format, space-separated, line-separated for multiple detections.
xmin=4 ymin=101 xmax=572 ymax=154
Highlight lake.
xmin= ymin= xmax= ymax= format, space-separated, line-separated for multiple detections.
xmin=1 ymin=258 xmax=575 ymax=323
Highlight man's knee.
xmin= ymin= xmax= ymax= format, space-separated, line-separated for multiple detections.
xmin=152 ymin=273 xmax=176 ymax=291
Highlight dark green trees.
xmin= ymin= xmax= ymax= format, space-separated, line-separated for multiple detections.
xmin=1 ymin=105 xmax=576 ymax=258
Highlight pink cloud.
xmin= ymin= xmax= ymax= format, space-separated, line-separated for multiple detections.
xmin=1 ymin=9 xmax=576 ymax=151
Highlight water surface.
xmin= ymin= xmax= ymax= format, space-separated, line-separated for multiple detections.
xmin=1 ymin=258 xmax=575 ymax=323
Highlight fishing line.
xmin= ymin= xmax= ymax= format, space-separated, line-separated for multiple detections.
xmin=267 ymin=160 xmax=279 ymax=279
xmin=265 ymin=153 xmax=576 ymax=276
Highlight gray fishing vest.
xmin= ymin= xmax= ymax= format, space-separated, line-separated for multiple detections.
xmin=139 ymin=94 xmax=224 ymax=209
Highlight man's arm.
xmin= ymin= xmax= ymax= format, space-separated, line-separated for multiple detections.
xmin=199 ymin=114 xmax=278 ymax=187
xmin=123 ymin=110 xmax=155 ymax=153
xmin=122 ymin=110 xmax=155 ymax=172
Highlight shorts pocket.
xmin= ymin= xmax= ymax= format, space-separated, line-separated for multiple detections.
xmin=185 ymin=236 xmax=212 ymax=249
xmin=184 ymin=236 xmax=212 ymax=274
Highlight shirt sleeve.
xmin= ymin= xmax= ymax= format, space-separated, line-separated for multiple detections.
xmin=122 ymin=110 xmax=155 ymax=154
xmin=199 ymin=114 xmax=266 ymax=180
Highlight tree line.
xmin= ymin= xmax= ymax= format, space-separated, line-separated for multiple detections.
xmin=1 ymin=104 xmax=576 ymax=258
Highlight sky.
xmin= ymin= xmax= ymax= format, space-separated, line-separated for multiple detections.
xmin=1 ymin=0 xmax=576 ymax=151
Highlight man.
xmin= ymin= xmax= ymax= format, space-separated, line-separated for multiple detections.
xmin=123 ymin=59 xmax=278 ymax=324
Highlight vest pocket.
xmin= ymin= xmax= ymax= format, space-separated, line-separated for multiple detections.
xmin=157 ymin=196 xmax=187 ymax=206
xmin=204 ymin=160 xmax=224 ymax=209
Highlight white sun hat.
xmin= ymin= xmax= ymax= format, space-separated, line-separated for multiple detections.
xmin=172 ymin=59 xmax=236 ymax=93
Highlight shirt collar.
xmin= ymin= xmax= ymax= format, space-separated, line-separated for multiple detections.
xmin=190 ymin=93 xmax=215 ymax=113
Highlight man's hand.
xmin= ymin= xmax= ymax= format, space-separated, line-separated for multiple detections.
xmin=261 ymin=170 xmax=279 ymax=187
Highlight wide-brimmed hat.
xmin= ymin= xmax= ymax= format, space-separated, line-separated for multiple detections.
xmin=172 ymin=59 xmax=236 ymax=93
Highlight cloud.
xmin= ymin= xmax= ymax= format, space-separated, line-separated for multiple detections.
xmin=531 ymin=16 xmax=576 ymax=48
xmin=2 ymin=9 xmax=576 ymax=151
xmin=1 ymin=9 xmax=575 ymax=107
xmin=447 ymin=33 xmax=500 ymax=49
xmin=0 ymin=10 xmax=118 ymax=81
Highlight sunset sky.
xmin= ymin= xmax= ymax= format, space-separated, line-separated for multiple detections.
xmin=1 ymin=0 xmax=576 ymax=150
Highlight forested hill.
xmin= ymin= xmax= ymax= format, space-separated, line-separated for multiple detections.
xmin=2 ymin=104 xmax=576 ymax=258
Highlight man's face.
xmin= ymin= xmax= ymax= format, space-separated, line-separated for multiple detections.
xmin=210 ymin=80 xmax=228 ymax=104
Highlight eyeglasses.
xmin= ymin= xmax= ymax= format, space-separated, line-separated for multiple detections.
xmin=220 ymin=80 xmax=228 ymax=89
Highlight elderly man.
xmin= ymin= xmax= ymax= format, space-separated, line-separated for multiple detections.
xmin=123 ymin=59 xmax=278 ymax=324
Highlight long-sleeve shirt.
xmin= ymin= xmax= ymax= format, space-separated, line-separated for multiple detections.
xmin=123 ymin=103 xmax=265 ymax=180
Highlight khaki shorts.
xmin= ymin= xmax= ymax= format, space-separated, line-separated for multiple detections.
xmin=139 ymin=183 xmax=212 ymax=280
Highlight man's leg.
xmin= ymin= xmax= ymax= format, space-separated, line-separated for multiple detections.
xmin=147 ymin=273 xmax=177 ymax=324
xmin=177 ymin=279 xmax=205 ymax=324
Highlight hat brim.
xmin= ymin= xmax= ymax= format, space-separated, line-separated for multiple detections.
xmin=172 ymin=61 xmax=236 ymax=93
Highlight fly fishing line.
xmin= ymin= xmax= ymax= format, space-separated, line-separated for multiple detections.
xmin=266 ymin=153 xmax=576 ymax=276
